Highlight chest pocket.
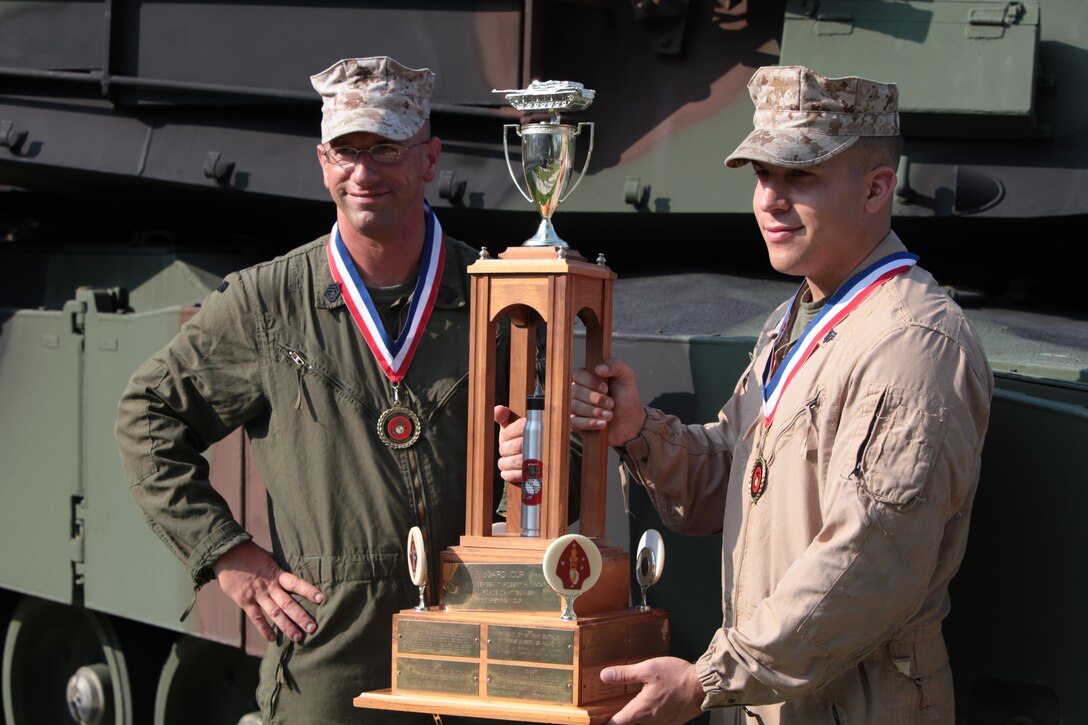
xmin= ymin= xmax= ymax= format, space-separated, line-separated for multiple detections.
xmin=272 ymin=340 xmax=381 ymax=420
xmin=766 ymin=391 xmax=822 ymax=464
xmin=841 ymin=384 xmax=947 ymax=506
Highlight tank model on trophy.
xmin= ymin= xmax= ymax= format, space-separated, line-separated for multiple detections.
xmin=495 ymin=80 xmax=595 ymax=248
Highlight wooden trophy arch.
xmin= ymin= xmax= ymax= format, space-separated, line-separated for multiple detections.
xmin=448 ymin=244 xmax=627 ymax=614
xmin=463 ymin=246 xmax=612 ymax=546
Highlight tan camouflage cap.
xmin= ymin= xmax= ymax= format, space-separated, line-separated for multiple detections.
xmin=310 ymin=56 xmax=434 ymax=144
xmin=725 ymin=65 xmax=899 ymax=169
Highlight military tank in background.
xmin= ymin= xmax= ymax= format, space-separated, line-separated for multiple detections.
xmin=0 ymin=1 xmax=1085 ymax=723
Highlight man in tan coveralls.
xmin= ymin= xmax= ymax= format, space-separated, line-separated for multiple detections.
xmin=501 ymin=66 xmax=994 ymax=724
xmin=117 ymin=56 xmax=488 ymax=723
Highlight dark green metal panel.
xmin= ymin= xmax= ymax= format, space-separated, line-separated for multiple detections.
xmin=0 ymin=307 xmax=82 ymax=603
xmin=781 ymin=0 xmax=1040 ymax=138
xmin=0 ymin=1 xmax=105 ymax=70
xmin=945 ymin=374 xmax=1088 ymax=723
xmin=77 ymin=257 xmax=252 ymax=644
xmin=80 ymin=303 xmax=207 ymax=631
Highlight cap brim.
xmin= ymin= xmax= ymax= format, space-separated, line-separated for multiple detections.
xmin=725 ymin=130 xmax=859 ymax=169
xmin=322 ymin=114 xmax=424 ymax=145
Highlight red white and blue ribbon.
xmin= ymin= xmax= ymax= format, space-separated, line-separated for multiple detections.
xmin=760 ymin=251 xmax=919 ymax=425
xmin=326 ymin=205 xmax=446 ymax=384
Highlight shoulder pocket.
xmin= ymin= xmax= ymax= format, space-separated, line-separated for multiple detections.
xmin=841 ymin=384 xmax=946 ymax=505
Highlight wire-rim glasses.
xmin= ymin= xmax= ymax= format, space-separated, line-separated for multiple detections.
xmin=322 ymin=139 xmax=431 ymax=167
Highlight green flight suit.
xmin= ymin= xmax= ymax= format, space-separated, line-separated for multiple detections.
xmin=117 ymin=231 xmax=502 ymax=723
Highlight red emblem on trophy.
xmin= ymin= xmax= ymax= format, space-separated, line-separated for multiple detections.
xmin=543 ymin=534 xmax=603 ymax=620
xmin=557 ymin=539 xmax=591 ymax=590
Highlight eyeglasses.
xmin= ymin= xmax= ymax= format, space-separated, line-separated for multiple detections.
xmin=322 ymin=139 xmax=430 ymax=167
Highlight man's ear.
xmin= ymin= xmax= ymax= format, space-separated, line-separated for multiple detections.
xmin=315 ymin=144 xmax=333 ymax=191
xmin=421 ymin=137 xmax=442 ymax=184
xmin=864 ymin=165 xmax=897 ymax=212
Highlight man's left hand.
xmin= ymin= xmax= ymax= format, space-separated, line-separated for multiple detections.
xmin=602 ymin=656 xmax=705 ymax=725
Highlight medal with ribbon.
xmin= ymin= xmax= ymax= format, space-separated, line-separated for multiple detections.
xmin=750 ymin=251 xmax=919 ymax=502
xmin=327 ymin=205 xmax=446 ymax=449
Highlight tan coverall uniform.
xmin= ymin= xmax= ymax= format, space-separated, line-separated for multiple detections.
xmin=117 ymin=232 xmax=495 ymax=723
xmin=619 ymin=233 xmax=994 ymax=725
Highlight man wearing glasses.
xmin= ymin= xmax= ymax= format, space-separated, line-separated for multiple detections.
xmin=117 ymin=56 xmax=487 ymax=723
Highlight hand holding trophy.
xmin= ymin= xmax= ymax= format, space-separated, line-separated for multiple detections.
xmin=494 ymin=80 xmax=596 ymax=247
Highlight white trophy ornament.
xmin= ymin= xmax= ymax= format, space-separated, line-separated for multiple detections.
xmin=635 ymin=529 xmax=665 ymax=610
xmin=542 ymin=534 xmax=603 ymax=620
xmin=406 ymin=525 xmax=427 ymax=611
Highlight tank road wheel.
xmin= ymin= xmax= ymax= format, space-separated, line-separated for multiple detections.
xmin=2 ymin=596 xmax=132 ymax=724
xmin=153 ymin=635 xmax=260 ymax=725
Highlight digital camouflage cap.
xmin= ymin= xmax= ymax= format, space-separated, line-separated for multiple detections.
xmin=310 ymin=56 xmax=434 ymax=145
xmin=725 ymin=65 xmax=899 ymax=169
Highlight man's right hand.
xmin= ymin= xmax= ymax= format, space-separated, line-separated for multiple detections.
xmin=571 ymin=358 xmax=646 ymax=447
xmin=212 ymin=540 xmax=324 ymax=643
xmin=494 ymin=405 xmax=527 ymax=484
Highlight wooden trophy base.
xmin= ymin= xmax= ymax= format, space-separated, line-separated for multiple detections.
xmin=352 ymin=689 xmax=634 ymax=725
xmin=353 ymin=606 xmax=670 ymax=724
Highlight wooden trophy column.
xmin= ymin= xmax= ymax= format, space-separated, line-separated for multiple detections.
xmin=463 ymin=245 xmax=613 ymax=547
xmin=354 ymin=246 xmax=669 ymax=725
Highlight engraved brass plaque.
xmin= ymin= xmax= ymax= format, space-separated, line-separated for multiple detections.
xmin=398 ymin=620 xmax=481 ymax=658
xmin=487 ymin=663 xmax=573 ymax=704
xmin=488 ymin=625 xmax=574 ymax=665
xmin=581 ymin=622 xmax=627 ymax=666
xmin=443 ymin=563 xmax=556 ymax=611
xmin=628 ymin=618 xmax=670 ymax=659
xmin=396 ymin=657 xmax=480 ymax=696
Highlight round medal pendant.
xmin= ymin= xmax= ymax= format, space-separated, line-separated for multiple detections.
xmin=749 ymin=457 xmax=768 ymax=502
xmin=377 ymin=404 xmax=422 ymax=448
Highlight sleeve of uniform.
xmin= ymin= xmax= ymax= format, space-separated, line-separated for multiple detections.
xmin=616 ymin=354 xmax=757 ymax=536
xmin=695 ymin=322 xmax=993 ymax=707
xmin=115 ymin=272 xmax=268 ymax=585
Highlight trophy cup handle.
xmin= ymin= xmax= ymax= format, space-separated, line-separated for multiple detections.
xmin=502 ymin=124 xmax=534 ymax=204
xmin=557 ymin=121 xmax=595 ymax=204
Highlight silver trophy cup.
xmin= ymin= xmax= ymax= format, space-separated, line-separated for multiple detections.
xmin=495 ymin=81 xmax=596 ymax=247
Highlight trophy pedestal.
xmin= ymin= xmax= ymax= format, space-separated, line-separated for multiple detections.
xmin=354 ymin=536 xmax=668 ymax=721
xmin=353 ymin=606 xmax=669 ymax=724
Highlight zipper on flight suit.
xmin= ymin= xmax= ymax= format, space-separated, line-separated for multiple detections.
xmin=850 ymin=389 xmax=888 ymax=480
xmin=285 ymin=348 xmax=311 ymax=410
xmin=732 ymin=393 xmax=821 ymax=626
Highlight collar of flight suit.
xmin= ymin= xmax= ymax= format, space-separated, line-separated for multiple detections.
xmin=313 ymin=233 xmax=470 ymax=313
